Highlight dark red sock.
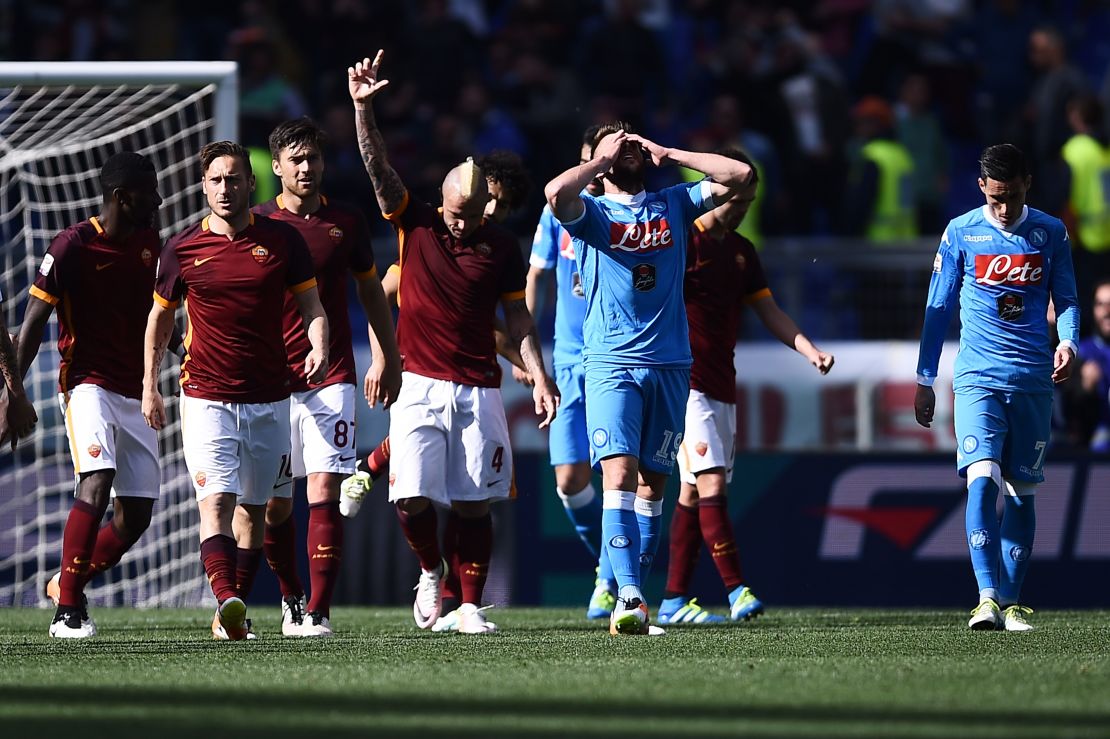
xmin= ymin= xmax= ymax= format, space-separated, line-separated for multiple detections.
xmin=264 ymin=516 xmax=304 ymax=598
xmin=306 ymin=501 xmax=342 ymax=617
xmin=455 ymin=513 xmax=493 ymax=606
xmin=58 ymin=499 xmax=103 ymax=608
xmin=396 ymin=504 xmax=442 ymax=572
xmin=236 ymin=547 xmax=263 ymax=599
xmin=367 ymin=437 xmax=391 ymax=481
xmin=699 ymin=496 xmax=744 ymax=590
xmin=200 ymin=534 xmax=238 ymax=602
xmin=442 ymin=511 xmax=462 ymax=604
xmin=81 ymin=522 xmax=135 ymax=588
xmin=664 ymin=502 xmax=702 ymax=599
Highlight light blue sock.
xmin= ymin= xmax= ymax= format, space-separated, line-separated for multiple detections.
xmin=966 ymin=476 xmax=1001 ymax=599
xmin=999 ymin=492 xmax=1036 ymax=606
xmin=635 ymin=497 xmax=663 ymax=586
xmin=557 ymin=483 xmax=602 ymax=559
xmin=602 ymin=490 xmax=641 ymax=600
xmin=598 ymin=544 xmax=615 ymax=585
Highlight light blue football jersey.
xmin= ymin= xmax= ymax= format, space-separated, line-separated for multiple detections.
xmin=917 ymin=205 xmax=1079 ymax=394
xmin=560 ymin=182 xmax=713 ymax=368
xmin=530 ymin=205 xmax=586 ymax=369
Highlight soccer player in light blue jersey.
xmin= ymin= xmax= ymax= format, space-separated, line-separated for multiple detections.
xmin=915 ymin=144 xmax=1079 ymax=632
xmin=544 ymin=122 xmax=753 ymax=635
xmin=525 ymin=126 xmax=618 ymax=620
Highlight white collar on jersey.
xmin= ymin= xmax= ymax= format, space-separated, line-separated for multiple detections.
xmin=603 ymin=190 xmax=647 ymax=207
xmin=981 ymin=204 xmax=1029 ymax=232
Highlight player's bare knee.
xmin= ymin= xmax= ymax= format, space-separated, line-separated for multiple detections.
xmin=678 ymin=482 xmax=700 ymax=507
xmin=306 ymin=472 xmax=341 ymax=505
xmin=114 ymin=497 xmax=153 ymax=540
xmin=555 ymin=463 xmax=592 ymax=495
xmin=694 ymin=469 xmax=728 ymax=499
xmin=965 ymin=460 xmax=1002 ymax=491
xmin=75 ymin=470 xmax=114 ymax=511
xmin=396 ymin=496 xmax=430 ymax=515
xmin=638 ymin=470 xmax=668 ymax=501
xmin=265 ymin=496 xmax=294 ymax=526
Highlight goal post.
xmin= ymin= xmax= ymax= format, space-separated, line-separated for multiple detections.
xmin=0 ymin=61 xmax=238 ymax=608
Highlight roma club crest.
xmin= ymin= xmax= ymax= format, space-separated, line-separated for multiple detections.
xmin=251 ymin=245 xmax=269 ymax=264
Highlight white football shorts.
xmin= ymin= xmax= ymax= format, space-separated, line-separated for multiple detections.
xmin=180 ymin=395 xmax=292 ymax=505
xmin=60 ymin=383 xmax=159 ymax=499
xmin=677 ymin=389 xmax=737 ymax=485
xmin=388 ymin=371 xmax=513 ymax=505
xmin=290 ymin=382 xmax=357 ymax=477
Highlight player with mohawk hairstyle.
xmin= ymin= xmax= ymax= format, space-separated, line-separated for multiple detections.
xmin=349 ymin=51 xmax=558 ymax=634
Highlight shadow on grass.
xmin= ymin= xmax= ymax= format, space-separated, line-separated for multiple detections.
xmin=3 ymin=685 xmax=1109 ymax=737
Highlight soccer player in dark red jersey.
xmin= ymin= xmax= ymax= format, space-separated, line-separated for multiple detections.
xmin=15 ymin=152 xmax=162 ymax=638
xmin=339 ymin=149 xmax=534 ymax=524
xmin=349 ymin=51 xmax=558 ymax=634
xmin=249 ymin=117 xmax=401 ymax=637
xmin=658 ymin=147 xmax=834 ymax=625
xmin=142 ymin=141 xmax=329 ymax=641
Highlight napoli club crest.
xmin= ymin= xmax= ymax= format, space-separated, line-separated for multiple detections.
xmin=997 ymin=292 xmax=1024 ymax=322
xmin=632 ymin=262 xmax=656 ymax=292
xmin=962 ymin=435 xmax=978 ymax=454
xmin=1028 ymin=227 xmax=1048 ymax=247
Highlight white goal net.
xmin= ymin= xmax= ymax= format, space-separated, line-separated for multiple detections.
xmin=0 ymin=62 xmax=237 ymax=607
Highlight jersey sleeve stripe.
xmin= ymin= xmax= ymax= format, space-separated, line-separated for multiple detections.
xmin=693 ymin=217 xmax=707 ymax=233
xmin=501 ymin=289 xmax=526 ymax=301
xmin=289 ymin=277 xmax=318 ymax=295
xmin=152 ymin=292 xmax=178 ymax=309
xmin=29 ymin=285 xmax=59 ymax=305
xmin=743 ymin=287 xmax=772 ymax=304
xmin=384 ymin=191 xmax=410 ymax=223
xmin=353 ymin=265 xmax=379 ymax=281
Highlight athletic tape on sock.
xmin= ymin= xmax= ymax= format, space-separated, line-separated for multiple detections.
xmin=633 ymin=497 xmax=663 ymax=517
xmin=602 ymin=489 xmax=636 ymax=511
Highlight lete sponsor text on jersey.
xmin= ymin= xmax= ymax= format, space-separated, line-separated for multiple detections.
xmin=974 ymin=253 xmax=1043 ymax=286
xmin=608 ymin=218 xmax=673 ymax=252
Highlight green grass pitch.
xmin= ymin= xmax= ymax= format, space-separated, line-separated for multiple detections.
xmin=1 ymin=607 xmax=1109 ymax=737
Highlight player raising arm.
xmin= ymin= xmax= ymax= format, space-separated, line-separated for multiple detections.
xmin=143 ymin=141 xmax=329 ymax=641
xmin=544 ymin=122 xmax=752 ymax=636
xmin=659 ymin=147 xmax=832 ymax=626
xmin=349 ymin=51 xmax=557 ymax=634
xmin=914 ymin=144 xmax=1078 ymax=632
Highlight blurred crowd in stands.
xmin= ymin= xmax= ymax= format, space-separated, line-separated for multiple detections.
xmin=8 ymin=0 xmax=1110 ymax=451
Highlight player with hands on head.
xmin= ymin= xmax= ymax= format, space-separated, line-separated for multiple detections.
xmin=17 ymin=152 xmax=162 ymax=638
xmin=545 ymin=121 xmax=753 ymax=635
xmin=914 ymin=143 xmax=1078 ymax=632
xmin=143 ymin=140 xmax=329 ymax=641
xmin=349 ymin=51 xmax=557 ymax=634
xmin=659 ymin=146 xmax=832 ymax=626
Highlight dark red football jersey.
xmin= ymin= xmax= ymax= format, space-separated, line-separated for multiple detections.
xmin=685 ymin=219 xmax=770 ymax=404
xmin=154 ymin=213 xmax=316 ymax=403
xmin=386 ymin=192 xmax=526 ymax=388
xmin=30 ymin=217 xmax=160 ymax=399
xmin=254 ymin=195 xmax=377 ymax=391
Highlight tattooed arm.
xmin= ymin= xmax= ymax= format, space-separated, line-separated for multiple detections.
xmin=348 ymin=50 xmax=406 ymax=216
xmin=0 ymin=304 xmax=39 ymax=448
xmin=501 ymin=296 xmax=559 ymax=429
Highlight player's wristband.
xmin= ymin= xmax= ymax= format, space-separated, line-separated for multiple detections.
xmin=916 ymin=374 xmax=936 ymax=387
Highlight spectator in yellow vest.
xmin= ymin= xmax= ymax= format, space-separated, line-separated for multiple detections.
xmin=1062 ymin=94 xmax=1110 ymax=326
xmin=841 ymin=96 xmax=919 ymax=243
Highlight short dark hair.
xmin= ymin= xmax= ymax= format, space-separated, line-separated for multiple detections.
xmin=200 ymin=140 xmax=252 ymax=177
xmin=582 ymin=124 xmax=601 ymax=148
xmin=1094 ymin=276 xmax=1110 ymax=297
xmin=590 ymin=121 xmax=635 ymax=157
xmin=979 ymin=144 xmax=1029 ymax=182
xmin=1069 ymin=94 xmax=1105 ymax=130
xmin=100 ymin=151 xmax=155 ymax=194
xmin=476 ymin=150 xmax=531 ymax=211
xmin=268 ymin=117 xmax=327 ymax=161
